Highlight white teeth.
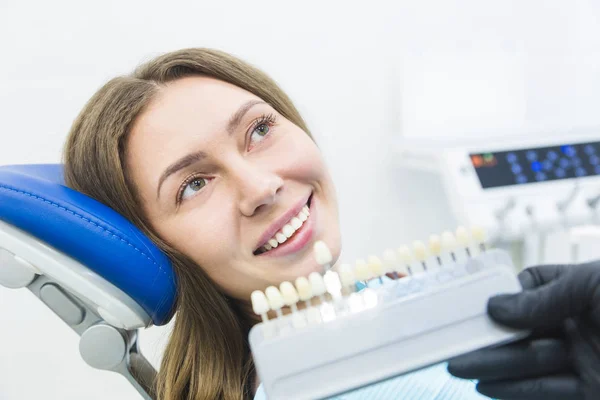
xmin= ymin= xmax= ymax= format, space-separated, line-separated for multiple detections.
xmin=257 ymin=202 xmax=310 ymax=254
xmin=276 ymin=232 xmax=287 ymax=244
xmin=291 ymin=217 xmax=302 ymax=229
xmin=282 ymin=224 xmax=295 ymax=238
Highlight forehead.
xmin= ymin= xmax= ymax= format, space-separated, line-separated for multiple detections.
xmin=137 ymin=76 xmax=258 ymax=133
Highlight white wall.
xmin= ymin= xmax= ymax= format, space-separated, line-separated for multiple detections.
xmin=1 ymin=1 xmax=600 ymax=398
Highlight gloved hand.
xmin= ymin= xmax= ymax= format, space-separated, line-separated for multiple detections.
xmin=447 ymin=263 xmax=600 ymax=400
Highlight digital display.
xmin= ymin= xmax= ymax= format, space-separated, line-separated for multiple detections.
xmin=470 ymin=141 xmax=600 ymax=189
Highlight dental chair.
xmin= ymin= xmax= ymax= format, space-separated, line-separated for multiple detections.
xmin=0 ymin=164 xmax=177 ymax=400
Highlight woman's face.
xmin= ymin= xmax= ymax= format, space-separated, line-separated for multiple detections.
xmin=126 ymin=76 xmax=341 ymax=301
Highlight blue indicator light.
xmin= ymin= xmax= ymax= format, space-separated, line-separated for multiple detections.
xmin=585 ymin=145 xmax=596 ymax=155
xmin=511 ymin=164 xmax=522 ymax=174
xmin=555 ymin=168 xmax=566 ymax=178
xmin=576 ymin=168 xmax=587 ymax=177
xmin=591 ymin=155 xmax=600 ymax=166
xmin=535 ymin=172 xmax=547 ymax=181
xmin=526 ymin=151 xmax=538 ymax=161
xmin=542 ymin=160 xmax=553 ymax=171
xmin=506 ymin=153 xmax=517 ymax=163
xmin=531 ymin=161 xmax=542 ymax=172
xmin=595 ymin=165 xmax=600 ymax=175
xmin=516 ymin=175 xmax=527 ymax=184
xmin=547 ymin=151 xmax=558 ymax=161
xmin=559 ymin=158 xmax=570 ymax=169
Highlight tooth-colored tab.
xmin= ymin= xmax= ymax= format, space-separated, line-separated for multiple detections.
xmin=279 ymin=281 xmax=299 ymax=306
xmin=314 ymin=241 xmax=333 ymax=265
xmin=367 ymin=255 xmax=384 ymax=277
xmin=298 ymin=211 xmax=308 ymax=222
xmin=412 ymin=240 xmax=427 ymax=261
xmin=472 ymin=226 xmax=486 ymax=242
xmin=441 ymin=231 xmax=457 ymax=250
xmin=456 ymin=226 xmax=470 ymax=246
xmin=338 ymin=263 xmax=356 ymax=287
xmin=309 ymin=272 xmax=327 ymax=296
xmin=276 ymin=232 xmax=287 ymax=244
xmin=354 ymin=259 xmax=371 ymax=281
xmin=382 ymin=249 xmax=397 ymax=273
xmin=291 ymin=217 xmax=302 ymax=229
xmin=397 ymin=245 xmax=412 ymax=264
xmin=295 ymin=276 xmax=312 ymax=301
xmin=428 ymin=234 xmax=442 ymax=255
xmin=265 ymin=286 xmax=284 ymax=310
xmin=268 ymin=238 xmax=279 ymax=248
xmin=323 ymin=270 xmax=342 ymax=294
xmin=251 ymin=290 xmax=269 ymax=315
xmin=282 ymin=224 xmax=295 ymax=238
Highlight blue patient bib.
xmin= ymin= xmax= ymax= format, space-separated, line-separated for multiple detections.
xmin=253 ymin=362 xmax=486 ymax=400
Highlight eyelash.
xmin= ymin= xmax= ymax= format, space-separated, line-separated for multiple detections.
xmin=175 ymin=113 xmax=278 ymax=204
xmin=248 ymin=113 xmax=277 ymax=148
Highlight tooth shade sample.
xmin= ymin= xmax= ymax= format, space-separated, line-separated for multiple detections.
xmin=412 ymin=240 xmax=428 ymax=261
xmin=309 ymin=272 xmax=327 ymax=296
xmin=314 ymin=240 xmax=333 ymax=265
xmin=338 ymin=263 xmax=356 ymax=288
xmin=397 ymin=245 xmax=412 ymax=264
xmin=251 ymin=290 xmax=269 ymax=315
xmin=279 ymin=281 xmax=299 ymax=306
xmin=441 ymin=231 xmax=457 ymax=250
xmin=472 ymin=226 xmax=486 ymax=242
xmin=265 ymin=286 xmax=284 ymax=310
xmin=367 ymin=255 xmax=384 ymax=277
xmin=355 ymin=259 xmax=370 ymax=281
xmin=323 ymin=270 xmax=342 ymax=295
xmin=456 ymin=226 xmax=470 ymax=246
xmin=428 ymin=235 xmax=442 ymax=255
xmin=268 ymin=239 xmax=279 ymax=248
xmin=295 ymin=276 xmax=313 ymax=301
xmin=382 ymin=249 xmax=397 ymax=273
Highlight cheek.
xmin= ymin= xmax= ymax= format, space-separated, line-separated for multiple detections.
xmin=276 ymin=133 xmax=328 ymax=181
xmin=156 ymin=204 xmax=236 ymax=271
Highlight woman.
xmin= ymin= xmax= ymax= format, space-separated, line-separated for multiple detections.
xmin=63 ymin=48 xmax=485 ymax=400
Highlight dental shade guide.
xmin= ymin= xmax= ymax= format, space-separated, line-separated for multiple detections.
xmin=249 ymin=228 xmax=528 ymax=400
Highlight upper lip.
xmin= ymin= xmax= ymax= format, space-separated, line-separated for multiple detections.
xmin=254 ymin=193 xmax=311 ymax=252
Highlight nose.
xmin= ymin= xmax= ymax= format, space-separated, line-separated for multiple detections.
xmin=235 ymin=164 xmax=284 ymax=217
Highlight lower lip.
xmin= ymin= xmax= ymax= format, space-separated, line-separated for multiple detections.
xmin=258 ymin=198 xmax=316 ymax=258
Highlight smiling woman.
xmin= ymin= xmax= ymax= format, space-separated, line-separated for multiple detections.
xmin=63 ymin=48 xmax=341 ymax=400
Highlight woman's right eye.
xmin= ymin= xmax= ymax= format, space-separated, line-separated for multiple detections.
xmin=178 ymin=177 xmax=209 ymax=202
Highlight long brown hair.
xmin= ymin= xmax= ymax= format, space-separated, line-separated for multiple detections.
xmin=63 ymin=48 xmax=311 ymax=399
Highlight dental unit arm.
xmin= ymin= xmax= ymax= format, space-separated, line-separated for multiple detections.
xmin=0 ymin=164 xmax=177 ymax=400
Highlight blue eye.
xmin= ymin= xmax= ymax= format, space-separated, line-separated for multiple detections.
xmin=179 ymin=177 xmax=208 ymax=202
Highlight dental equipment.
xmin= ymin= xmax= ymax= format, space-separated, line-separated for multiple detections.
xmin=249 ymin=233 xmax=527 ymax=400
xmin=396 ymin=130 xmax=600 ymax=267
xmin=0 ymin=164 xmax=177 ymax=400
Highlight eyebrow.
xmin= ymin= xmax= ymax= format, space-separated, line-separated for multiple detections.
xmin=156 ymin=99 xmax=266 ymax=200
xmin=156 ymin=150 xmax=206 ymax=199
xmin=227 ymin=99 xmax=266 ymax=135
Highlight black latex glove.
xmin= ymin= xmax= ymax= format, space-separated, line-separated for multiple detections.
xmin=447 ymin=263 xmax=600 ymax=400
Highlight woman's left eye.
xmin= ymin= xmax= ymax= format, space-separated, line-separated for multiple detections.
xmin=249 ymin=123 xmax=271 ymax=145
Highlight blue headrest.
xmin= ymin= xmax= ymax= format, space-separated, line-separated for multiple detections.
xmin=0 ymin=164 xmax=176 ymax=325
